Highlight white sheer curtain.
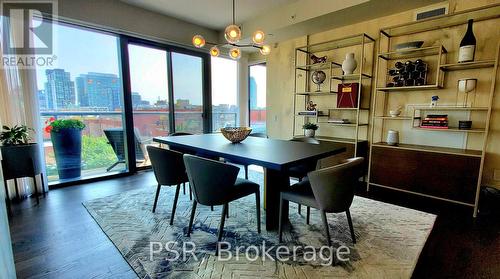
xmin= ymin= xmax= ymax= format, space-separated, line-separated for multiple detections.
xmin=0 ymin=44 xmax=48 ymax=200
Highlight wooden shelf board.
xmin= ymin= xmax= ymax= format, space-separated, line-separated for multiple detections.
xmin=414 ymin=127 xmax=485 ymax=133
xmin=319 ymin=122 xmax=368 ymax=126
xmin=315 ymin=136 xmax=366 ymax=144
xmin=378 ymin=45 xmax=446 ymax=60
xmin=372 ymin=142 xmax=482 ymax=157
xmin=377 ymin=84 xmax=441 ymax=91
xmin=440 ymin=60 xmax=496 ymax=71
xmin=374 ymin=116 xmax=413 ymax=120
xmin=331 ymin=73 xmax=372 ymax=80
xmin=295 ymin=92 xmax=337 ymax=96
xmin=328 ymin=107 xmax=369 ymax=110
xmin=411 ymin=106 xmax=489 ymax=111
xmin=296 ymin=33 xmax=375 ymax=53
xmin=295 ymin=63 xmax=337 ymax=71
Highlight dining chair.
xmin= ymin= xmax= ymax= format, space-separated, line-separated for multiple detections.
xmin=104 ymin=128 xmax=149 ymax=171
xmin=279 ymin=157 xmax=364 ymax=246
xmin=169 ymin=132 xmax=195 ymax=199
xmin=183 ymin=154 xmax=261 ymax=255
xmin=147 ymin=146 xmax=189 ymax=225
xmin=288 ymin=137 xmax=320 ymax=216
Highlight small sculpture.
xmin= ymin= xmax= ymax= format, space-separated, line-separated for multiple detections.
xmin=311 ymin=54 xmax=327 ymax=64
xmin=306 ymin=101 xmax=317 ymax=111
xmin=342 ymin=53 xmax=357 ymax=75
xmin=430 ymin=95 xmax=439 ymax=107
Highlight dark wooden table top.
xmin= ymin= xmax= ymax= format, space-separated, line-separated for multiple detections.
xmin=153 ymin=134 xmax=346 ymax=170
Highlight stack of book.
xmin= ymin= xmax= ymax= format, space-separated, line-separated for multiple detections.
xmin=420 ymin=114 xmax=448 ymax=129
xmin=328 ymin=118 xmax=351 ymax=124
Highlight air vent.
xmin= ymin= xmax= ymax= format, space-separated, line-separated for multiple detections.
xmin=414 ymin=4 xmax=448 ymax=21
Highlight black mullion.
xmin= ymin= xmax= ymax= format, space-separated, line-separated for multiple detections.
xmin=167 ymin=51 xmax=176 ymax=133
xmin=203 ymin=54 xmax=212 ymax=133
xmin=119 ymin=36 xmax=137 ymax=174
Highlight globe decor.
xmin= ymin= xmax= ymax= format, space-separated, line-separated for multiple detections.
xmin=45 ymin=118 xmax=85 ymax=180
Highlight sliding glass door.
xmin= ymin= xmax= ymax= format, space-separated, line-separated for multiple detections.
xmin=127 ymin=44 xmax=169 ymax=167
xmin=35 ymin=22 xmax=127 ymax=183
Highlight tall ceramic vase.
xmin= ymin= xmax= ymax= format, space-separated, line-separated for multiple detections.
xmin=342 ymin=53 xmax=357 ymax=75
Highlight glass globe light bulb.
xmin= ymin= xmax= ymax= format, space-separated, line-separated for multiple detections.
xmin=260 ymin=44 xmax=271 ymax=55
xmin=210 ymin=46 xmax=220 ymax=57
xmin=224 ymin=24 xmax=241 ymax=43
xmin=229 ymin=47 xmax=241 ymax=60
xmin=252 ymin=30 xmax=265 ymax=45
xmin=192 ymin=35 xmax=205 ymax=48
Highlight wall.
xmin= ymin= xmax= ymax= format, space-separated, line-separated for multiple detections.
xmin=57 ymin=0 xmax=219 ymax=47
xmin=265 ymin=0 xmax=500 ymax=189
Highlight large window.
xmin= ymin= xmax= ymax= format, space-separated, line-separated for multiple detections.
xmin=36 ymin=22 xmax=126 ymax=183
xmin=249 ymin=63 xmax=266 ymax=133
xmin=211 ymin=56 xmax=238 ymax=131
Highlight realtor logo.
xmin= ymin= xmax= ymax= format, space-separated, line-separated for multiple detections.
xmin=1 ymin=0 xmax=54 ymax=54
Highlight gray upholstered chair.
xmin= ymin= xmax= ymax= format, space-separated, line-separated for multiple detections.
xmin=169 ymin=132 xmax=195 ymax=199
xmin=288 ymin=137 xmax=320 ymax=216
xmin=183 ymin=154 xmax=261 ymax=254
xmin=279 ymin=157 xmax=364 ymax=245
xmin=147 ymin=146 xmax=189 ymax=225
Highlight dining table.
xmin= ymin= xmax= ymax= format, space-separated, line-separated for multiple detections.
xmin=153 ymin=133 xmax=346 ymax=230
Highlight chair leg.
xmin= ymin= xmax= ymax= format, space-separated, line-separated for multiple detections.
xmin=14 ymin=179 xmax=20 ymax=200
xmin=183 ymin=183 xmax=186 ymax=195
xmin=244 ymin=165 xmax=248 ymax=179
xmin=189 ymin=184 xmax=192 ymax=200
xmin=170 ymin=184 xmax=181 ymax=225
xmin=106 ymin=161 xmax=120 ymax=172
xmin=187 ymin=201 xmax=198 ymax=237
xmin=306 ymin=206 xmax=310 ymax=225
xmin=278 ymin=195 xmax=285 ymax=242
xmin=40 ymin=173 xmax=46 ymax=197
xmin=152 ymin=184 xmax=161 ymax=213
xmin=32 ymin=176 xmax=39 ymax=205
xmin=226 ymin=204 xmax=229 ymax=218
xmin=346 ymin=209 xmax=356 ymax=244
xmin=320 ymin=210 xmax=332 ymax=247
xmin=255 ymin=191 xmax=261 ymax=233
xmin=297 ymin=177 xmax=302 ymax=215
xmin=211 ymin=206 xmax=214 ymax=211
xmin=216 ymin=204 xmax=228 ymax=256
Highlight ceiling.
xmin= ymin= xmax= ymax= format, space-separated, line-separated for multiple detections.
xmin=120 ymin=0 xmax=298 ymax=30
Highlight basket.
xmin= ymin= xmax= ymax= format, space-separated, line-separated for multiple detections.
xmin=220 ymin=127 xmax=252 ymax=143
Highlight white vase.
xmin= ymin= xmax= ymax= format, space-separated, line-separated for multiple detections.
xmin=342 ymin=53 xmax=357 ymax=75
xmin=386 ymin=130 xmax=399 ymax=146
xmin=304 ymin=129 xmax=315 ymax=137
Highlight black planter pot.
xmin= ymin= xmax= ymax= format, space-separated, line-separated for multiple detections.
xmin=51 ymin=128 xmax=82 ymax=179
xmin=1 ymin=143 xmax=42 ymax=180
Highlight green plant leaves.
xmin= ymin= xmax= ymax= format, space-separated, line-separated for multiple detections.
xmin=48 ymin=119 xmax=86 ymax=132
xmin=0 ymin=125 xmax=33 ymax=145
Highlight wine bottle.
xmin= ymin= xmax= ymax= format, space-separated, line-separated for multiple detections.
xmin=458 ymin=19 xmax=476 ymax=63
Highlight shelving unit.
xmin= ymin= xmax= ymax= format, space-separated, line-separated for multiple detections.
xmin=293 ymin=33 xmax=375 ymax=156
xmin=367 ymin=4 xmax=500 ymax=217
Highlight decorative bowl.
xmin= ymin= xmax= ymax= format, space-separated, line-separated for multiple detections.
xmin=389 ymin=110 xmax=402 ymax=117
xmin=395 ymin=41 xmax=424 ymax=51
xmin=221 ymin=127 xmax=252 ymax=143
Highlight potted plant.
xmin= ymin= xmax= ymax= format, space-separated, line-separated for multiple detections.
xmin=302 ymin=122 xmax=318 ymax=137
xmin=0 ymin=125 xmax=42 ymax=196
xmin=45 ymin=119 xmax=85 ymax=179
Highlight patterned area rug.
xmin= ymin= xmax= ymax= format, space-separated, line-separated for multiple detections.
xmin=83 ymin=170 xmax=436 ymax=278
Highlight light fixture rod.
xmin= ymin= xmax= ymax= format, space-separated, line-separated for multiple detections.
xmin=232 ymin=0 xmax=235 ymax=25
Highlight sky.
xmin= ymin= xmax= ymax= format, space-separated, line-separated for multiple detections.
xmin=36 ymin=22 xmax=239 ymax=107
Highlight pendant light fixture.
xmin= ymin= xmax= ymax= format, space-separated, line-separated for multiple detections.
xmin=192 ymin=0 xmax=270 ymax=59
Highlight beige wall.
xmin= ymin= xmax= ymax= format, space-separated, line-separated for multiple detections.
xmin=265 ymin=0 xmax=500 ymax=188
xmin=57 ymin=0 xmax=219 ymax=47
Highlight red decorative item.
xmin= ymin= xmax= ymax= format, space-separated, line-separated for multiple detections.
xmin=337 ymin=83 xmax=359 ymax=108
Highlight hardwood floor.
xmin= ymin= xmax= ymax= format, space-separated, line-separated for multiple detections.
xmin=7 ymin=170 xmax=500 ymax=279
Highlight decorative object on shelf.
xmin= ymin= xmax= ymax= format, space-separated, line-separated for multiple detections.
xmin=457 ymin=78 xmax=477 ymax=107
xmin=192 ymin=0 xmax=270 ymax=59
xmin=46 ymin=118 xmax=85 ymax=179
xmin=386 ymin=130 xmax=399 ymax=146
xmin=302 ymin=122 xmax=318 ymax=137
xmin=310 ymin=54 xmax=327 ymax=64
xmin=306 ymin=100 xmax=317 ymax=111
xmin=297 ymin=111 xmax=317 ymax=116
xmin=389 ymin=106 xmax=403 ymax=117
xmin=421 ymin=114 xmax=448 ymax=129
xmin=220 ymin=127 xmax=252 ymax=143
xmin=342 ymin=53 xmax=357 ymax=74
xmin=430 ymin=95 xmax=439 ymax=107
xmin=311 ymin=70 xmax=326 ymax=92
xmin=395 ymin=41 xmax=424 ymax=51
xmin=458 ymin=19 xmax=476 ymax=63
xmin=458 ymin=120 xmax=472 ymax=130
xmin=328 ymin=118 xmax=351 ymax=124
xmin=387 ymin=59 xmax=427 ymax=87
xmin=337 ymin=83 xmax=359 ymax=108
